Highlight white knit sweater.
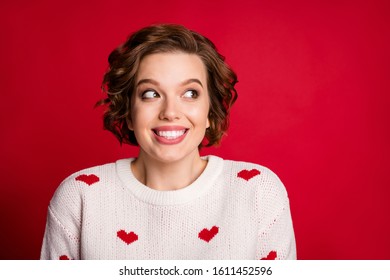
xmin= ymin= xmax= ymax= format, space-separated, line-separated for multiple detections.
xmin=40 ymin=155 xmax=296 ymax=260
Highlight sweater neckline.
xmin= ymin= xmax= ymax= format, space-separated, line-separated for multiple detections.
xmin=115 ymin=155 xmax=223 ymax=206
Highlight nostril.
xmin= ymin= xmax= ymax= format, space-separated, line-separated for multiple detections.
xmin=159 ymin=110 xmax=181 ymax=120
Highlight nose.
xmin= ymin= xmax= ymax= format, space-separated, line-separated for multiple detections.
xmin=159 ymin=97 xmax=182 ymax=121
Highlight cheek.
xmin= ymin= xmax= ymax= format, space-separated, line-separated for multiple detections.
xmin=131 ymin=105 xmax=153 ymax=126
xmin=186 ymin=105 xmax=209 ymax=126
xmin=128 ymin=115 xmax=143 ymax=133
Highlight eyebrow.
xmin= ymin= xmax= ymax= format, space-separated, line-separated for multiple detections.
xmin=181 ymin=79 xmax=203 ymax=88
xmin=136 ymin=78 xmax=203 ymax=88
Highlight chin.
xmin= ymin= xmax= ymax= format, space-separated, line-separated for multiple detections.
xmin=151 ymin=149 xmax=199 ymax=164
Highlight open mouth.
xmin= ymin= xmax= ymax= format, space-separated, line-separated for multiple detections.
xmin=152 ymin=129 xmax=188 ymax=140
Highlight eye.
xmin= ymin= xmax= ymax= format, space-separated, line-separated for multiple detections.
xmin=182 ymin=90 xmax=199 ymax=99
xmin=141 ymin=90 xmax=159 ymax=99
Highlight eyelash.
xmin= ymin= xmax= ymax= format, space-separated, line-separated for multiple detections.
xmin=141 ymin=90 xmax=159 ymax=99
xmin=140 ymin=89 xmax=199 ymax=99
xmin=183 ymin=90 xmax=199 ymax=99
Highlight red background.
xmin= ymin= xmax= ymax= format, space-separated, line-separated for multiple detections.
xmin=1 ymin=0 xmax=389 ymax=259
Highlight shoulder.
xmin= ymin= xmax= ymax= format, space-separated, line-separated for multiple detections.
xmin=53 ymin=161 xmax=116 ymax=195
xmin=222 ymin=157 xmax=291 ymax=221
xmin=48 ymin=160 xmax=122 ymax=218
xmin=223 ymin=158 xmax=285 ymax=184
xmin=220 ymin=157 xmax=289 ymax=203
xmin=223 ymin=158 xmax=279 ymax=178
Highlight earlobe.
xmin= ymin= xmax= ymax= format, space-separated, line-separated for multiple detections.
xmin=206 ymin=118 xmax=210 ymax=129
xmin=127 ymin=117 xmax=134 ymax=131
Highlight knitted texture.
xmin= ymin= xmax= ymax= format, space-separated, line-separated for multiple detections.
xmin=40 ymin=155 xmax=296 ymax=260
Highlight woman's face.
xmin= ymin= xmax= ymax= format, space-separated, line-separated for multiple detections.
xmin=128 ymin=52 xmax=210 ymax=163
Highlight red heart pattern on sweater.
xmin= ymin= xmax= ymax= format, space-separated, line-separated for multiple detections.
xmin=117 ymin=230 xmax=138 ymax=245
xmin=261 ymin=250 xmax=277 ymax=260
xmin=75 ymin=174 xmax=100 ymax=186
xmin=237 ymin=169 xmax=260 ymax=181
xmin=59 ymin=255 xmax=70 ymax=260
xmin=198 ymin=226 xmax=219 ymax=242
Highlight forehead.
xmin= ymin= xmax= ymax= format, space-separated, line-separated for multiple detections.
xmin=136 ymin=52 xmax=208 ymax=84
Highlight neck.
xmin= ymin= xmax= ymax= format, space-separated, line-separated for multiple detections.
xmin=131 ymin=150 xmax=207 ymax=191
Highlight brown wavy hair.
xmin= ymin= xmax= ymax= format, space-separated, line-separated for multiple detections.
xmin=97 ymin=24 xmax=238 ymax=147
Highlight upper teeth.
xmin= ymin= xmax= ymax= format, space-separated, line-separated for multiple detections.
xmin=156 ymin=130 xmax=186 ymax=139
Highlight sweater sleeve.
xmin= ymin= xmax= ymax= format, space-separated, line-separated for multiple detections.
xmin=40 ymin=176 xmax=83 ymax=260
xmin=40 ymin=206 xmax=80 ymax=260
xmin=255 ymin=168 xmax=296 ymax=260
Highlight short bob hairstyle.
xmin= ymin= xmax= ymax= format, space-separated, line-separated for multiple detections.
xmin=98 ymin=24 xmax=238 ymax=147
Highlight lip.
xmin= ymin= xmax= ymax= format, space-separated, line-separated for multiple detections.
xmin=152 ymin=126 xmax=189 ymax=145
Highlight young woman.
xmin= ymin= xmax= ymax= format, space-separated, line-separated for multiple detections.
xmin=41 ymin=24 xmax=296 ymax=260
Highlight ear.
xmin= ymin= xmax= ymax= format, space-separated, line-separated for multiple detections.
xmin=127 ymin=117 xmax=134 ymax=131
xmin=206 ymin=117 xmax=210 ymax=129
